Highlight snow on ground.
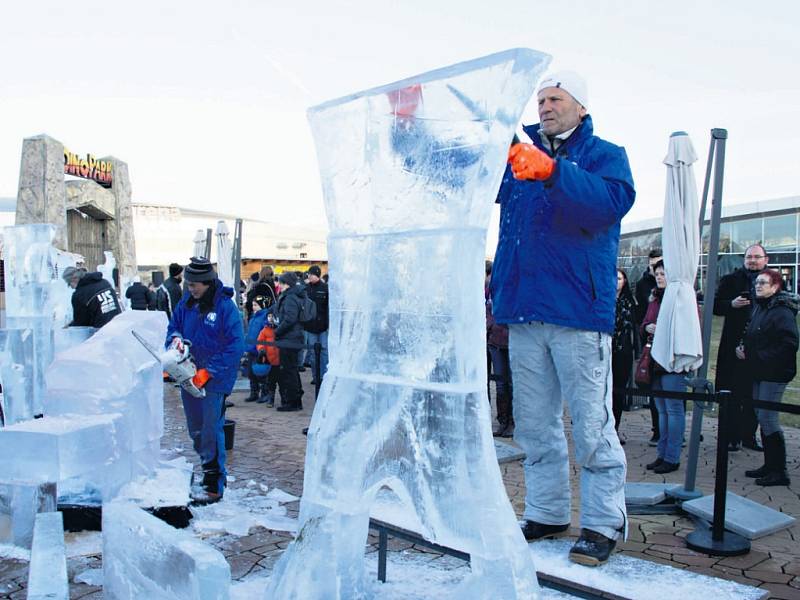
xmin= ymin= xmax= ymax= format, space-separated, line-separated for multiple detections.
xmin=231 ymin=552 xmax=574 ymax=599
xmin=189 ymin=482 xmax=299 ymax=537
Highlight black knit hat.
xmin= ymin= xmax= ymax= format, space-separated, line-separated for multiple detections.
xmin=278 ymin=271 xmax=298 ymax=287
xmin=184 ymin=257 xmax=216 ymax=282
xmin=308 ymin=265 xmax=322 ymax=277
xmin=169 ymin=262 xmax=184 ymax=278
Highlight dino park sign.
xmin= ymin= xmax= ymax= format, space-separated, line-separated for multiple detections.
xmin=64 ymin=148 xmax=113 ymax=188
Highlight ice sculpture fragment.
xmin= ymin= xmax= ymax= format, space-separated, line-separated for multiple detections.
xmin=0 ymin=329 xmax=35 ymax=426
xmin=266 ymin=48 xmax=550 ymax=599
xmin=27 ymin=511 xmax=68 ymax=600
xmin=103 ymin=502 xmax=231 ymax=599
xmin=0 ymin=481 xmax=56 ymax=548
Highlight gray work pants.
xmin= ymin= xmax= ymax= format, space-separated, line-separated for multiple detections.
xmin=510 ymin=321 xmax=627 ymax=540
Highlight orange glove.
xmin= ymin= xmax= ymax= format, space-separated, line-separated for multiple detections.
xmin=508 ymin=143 xmax=554 ymax=181
xmin=192 ymin=368 xmax=211 ymax=389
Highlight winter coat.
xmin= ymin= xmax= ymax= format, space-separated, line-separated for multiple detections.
xmin=613 ymin=293 xmax=636 ymax=358
xmin=245 ymin=307 xmax=271 ymax=356
xmin=303 ymin=280 xmax=329 ymax=334
xmin=491 ymin=115 xmax=636 ymax=334
xmin=71 ymin=272 xmax=122 ymax=328
xmin=634 ymin=270 xmax=656 ymax=325
xmin=157 ymin=276 xmax=183 ymax=319
xmin=743 ymin=291 xmax=800 ymax=383
xmin=713 ymin=267 xmax=758 ymax=390
xmin=126 ymin=282 xmax=153 ymax=310
xmin=274 ymin=283 xmax=306 ymax=348
xmin=165 ymin=279 xmax=245 ymax=394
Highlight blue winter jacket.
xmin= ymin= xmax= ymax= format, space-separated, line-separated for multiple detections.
xmin=166 ymin=279 xmax=245 ymax=394
xmin=491 ymin=115 xmax=635 ymax=334
xmin=245 ymin=307 xmax=272 ymax=356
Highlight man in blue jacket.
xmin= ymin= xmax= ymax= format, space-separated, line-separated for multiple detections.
xmin=492 ymin=71 xmax=635 ymax=566
xmin=166 ymin=257 xmax=245 ymax=504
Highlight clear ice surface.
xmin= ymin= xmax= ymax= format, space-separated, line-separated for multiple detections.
xmin=27 ymin=511 xmax=68 ymax=600
xmin=0 ymin=413 xmax=126 ymax=485
xmin=103 ymin=501 xmax=230 ymax=600
xmin=265 ymin=48 xmax=550 ymax=600
xmin=1 ymin=225 xmax=72 ymax=418
xmin=0 ymin=329 xmax=34 ymax=426
xmin=0 ymin=481 xmax=56 ymax=548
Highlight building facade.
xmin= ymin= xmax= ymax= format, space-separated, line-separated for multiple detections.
xmin=619 ymin=196 xmax=800 ymax=293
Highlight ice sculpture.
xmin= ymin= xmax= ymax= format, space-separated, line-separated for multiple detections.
xmin=0 ymin=329 xmax=34 ymax=425
xmin=98 ymin=249 xmax=117 ymax=288
xmin=266 ymin=49 xmax=550 ymax=599
xmin=103 ymin=501 xmax=231 ymax=599
xmin=1 ymin=224 xmax=71 ymax=419
xmin=26 ymin=511 xmax=68 ymax=600
xmin=0 ymin=481 xmax=56 ymax=548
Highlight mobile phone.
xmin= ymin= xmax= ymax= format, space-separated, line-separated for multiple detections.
xmin=740 ymin=291 xmax=751 ymax=299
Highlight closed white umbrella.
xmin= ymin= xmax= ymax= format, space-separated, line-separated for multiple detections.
xmin=215 ymin=220 xmax=234 ymax=287
xmin=651 ymin=132 xmax=703 ymax=373
xmin=192 ymin=229 xmax=206 ymax=258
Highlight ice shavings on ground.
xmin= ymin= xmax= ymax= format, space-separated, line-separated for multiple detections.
xmin=190 ymin=485 xmax=298 ymax=537
xmin=74 ymin=568 xmax=103 ymax=586
xmin=65 ymin=531 xmax=103 ymax=557
xmin=231 ymin=552 xmax=573 ymax=599
xmin=114 ymin=457 xmax=192 ymax=507
xmin=530 ymin=539 xmax=765 ymax=600
xmin=0 ymin=543 xmax=30 ymax=560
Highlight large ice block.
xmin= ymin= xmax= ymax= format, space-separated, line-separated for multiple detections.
xmin=0 ymin=413 xmax=126 ymax=484
xmin=0 ymin=481 xmax=56 ymax=548
xmin=266 ymin=49 xmax=550 ymax=600
xmin=45 ymin=310 xmax=167 ymax=453
xmin=103 ymin=501 xmax=230 ymax=599
xmin=0 ymin=328 xmax=35 ymax=426
xmin=26 ymin=511 xmax=68 ymax=600
xmin=53 ymin=326 xmax=95 ymax=357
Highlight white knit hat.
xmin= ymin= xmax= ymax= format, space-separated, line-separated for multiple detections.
xmin=537 ymin=71 xmax=588 ymax=108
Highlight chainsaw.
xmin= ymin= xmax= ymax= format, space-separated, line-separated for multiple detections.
xmin=132 ymin=330 xmax=206 ymax=398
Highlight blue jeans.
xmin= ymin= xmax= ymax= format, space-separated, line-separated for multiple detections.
xmin=305 ymin=330 xmax=329 ymax=379
xmin=181 ymin=389 xmax=227 ymax=493
xmin=653 ymin=373 xmax=687 ymax=464
xmin=488 ymin=344 xmax=511 ymax=398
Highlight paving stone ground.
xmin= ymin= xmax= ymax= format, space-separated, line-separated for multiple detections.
xmin=2 ymin=373 xmax=799 ymax=598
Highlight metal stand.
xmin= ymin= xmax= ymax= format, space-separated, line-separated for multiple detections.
xmin=668 ymin=128 xmax=727 ymax=503
xmin=685 ymin=391 xmax=750 ymax=556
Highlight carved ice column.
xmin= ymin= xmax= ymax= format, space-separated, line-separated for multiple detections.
xmin=266 ymin=49 xmax=550 ymax=599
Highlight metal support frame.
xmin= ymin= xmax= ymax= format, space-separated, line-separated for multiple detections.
xmin=232 ymin=218 xmax=243 ymax=305
xmin=204 ymin=228 xmax=212 ymax=260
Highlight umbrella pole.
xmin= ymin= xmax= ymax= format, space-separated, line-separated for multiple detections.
xmin=204 ymin=228 xmax=213 ymax=260
xmin=668 ymin=128 xmax=728 ymax=502
xmin=233 ymin=219 xmax=243 ymax=307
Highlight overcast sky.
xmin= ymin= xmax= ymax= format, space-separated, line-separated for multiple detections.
xmin=1 ymin=0 xmax=798 ymax=250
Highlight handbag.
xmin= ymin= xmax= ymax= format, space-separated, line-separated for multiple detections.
xmin=634 ymin=336 xmax=654 ymax=386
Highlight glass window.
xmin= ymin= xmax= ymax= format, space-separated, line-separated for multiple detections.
xmin=729 ymin=219 xmax=762 ymax=253
xmin=763 ymin=214 xmax=796 ymax=253
xmin=702 ymin=222 xmax=731 ymax=253
xmin=630 ymin=232 xmax=662 ymax=257
xmin=618 ymin=237 xmax=632 ymax=258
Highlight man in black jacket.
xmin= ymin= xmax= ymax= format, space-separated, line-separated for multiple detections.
xmin=274 ymin=271 xmax=306 ymax=412
xmin=303 ymin=265 xmax=329 ymax=384
xmin=63 ymin=267 xmax=122 ymax=328
xmin=126 ymin=276 xmax=153 ymax=310
xmin=713 ymin=244 xmax=769 ymax=451
xmin=157 ymin=263 xmax=185 ymax=319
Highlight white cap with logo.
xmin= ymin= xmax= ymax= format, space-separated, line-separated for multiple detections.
xmin=537 ymin=70 xmax=588 ymax=109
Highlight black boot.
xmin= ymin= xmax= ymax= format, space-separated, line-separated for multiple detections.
xmin=569 ymin=529 xmax=617 ymax=566
xmin=756 ymin=431 xmax=791 ymax=487
xmin=245 ymin=378 xmax=260 ymax=402
xmin=520 ymin=520 xmax=570 ymax=541
xmin=493 ymin=391 xmax=510 ymax=437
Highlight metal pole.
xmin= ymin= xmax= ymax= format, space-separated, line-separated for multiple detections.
xmin=204 ymin=228 xmax=212 ymax=260
xmin=697 ymin=134 xmax=716 ymax=243
xmin=233 ymin=219 xmax=243 ymax=306
xmin=685 ymin=390 xmax=750 ymax=556
xmin=699 ymin=129 xmax=727 ymax=380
